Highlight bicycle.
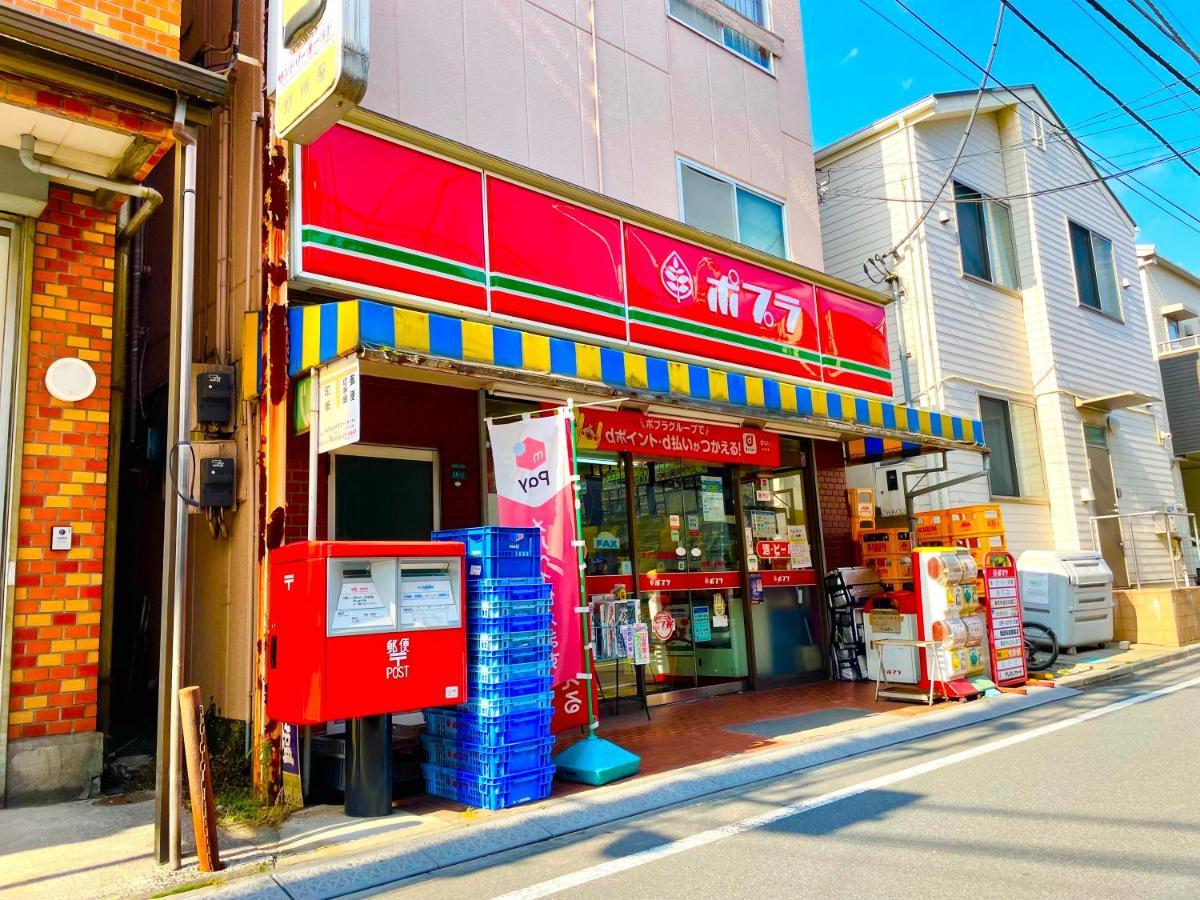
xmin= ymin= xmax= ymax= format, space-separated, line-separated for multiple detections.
xmin=1023 ymin=621 xmax=1059 ymax=673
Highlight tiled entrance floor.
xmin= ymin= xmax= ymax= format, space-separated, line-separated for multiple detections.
xmin=553 ymin=679 xmax=937 ymax=782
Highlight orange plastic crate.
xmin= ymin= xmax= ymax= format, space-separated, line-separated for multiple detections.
xmin=863 ymin=553 xmax=913 ymax=582
xmin=860 ymin=529 xmax=913 ymax=555
xmin=948 ymin=505 xmax=1004 ymax=536
xmin=914 ymin=511 xmax=948 ymax=544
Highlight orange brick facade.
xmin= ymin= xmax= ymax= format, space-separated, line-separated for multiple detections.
xmin=1 ymin=0 xmax=181 ymax=57
xmin=6 ymin=188 xmax=115 ymax=742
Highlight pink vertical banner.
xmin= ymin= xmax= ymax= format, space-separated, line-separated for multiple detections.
xmin=487 ymin=411 xmax=589 ymax=732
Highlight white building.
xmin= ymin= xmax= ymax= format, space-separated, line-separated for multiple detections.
xmin=815 ymin=87 xmax=1189 ymax=586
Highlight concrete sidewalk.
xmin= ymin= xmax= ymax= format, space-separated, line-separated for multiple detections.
xmin=3 ymin=641 xmax=1196 ymax=899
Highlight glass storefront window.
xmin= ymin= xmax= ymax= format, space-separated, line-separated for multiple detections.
xmin=740 ymin=470 xmax=809 ymax=570
xmin=632 ymin=461 xmax=740 ymax=574
xmin=578 ymin=453 xmax=631 ymax=577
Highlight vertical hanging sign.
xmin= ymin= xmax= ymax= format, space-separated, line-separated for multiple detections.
xmin=273 ymin=0 xmax=370 ymax=144
xmin=983 ymin=551 xmax=1028 ymax=687
xmin=488 ymin=412 xmax=588 ymax=732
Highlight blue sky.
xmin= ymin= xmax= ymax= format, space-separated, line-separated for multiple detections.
xmin=801 ymin=0 xmax=1200 ymax=272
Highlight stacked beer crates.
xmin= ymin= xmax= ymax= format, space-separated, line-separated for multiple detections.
xmin=423 ymin=527 xmax=556 ymax=810
xmin=858 ymin=528 xmax=914 ymax=585
xmin=915 ymin=505 xmax=1006 ymax=591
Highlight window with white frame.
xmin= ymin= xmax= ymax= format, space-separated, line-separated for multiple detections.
xmin=679 ymin=160 xmax=786 ymax=257
xmin=668 ymin=0 xmax=773 ymax=71
xmin=979 ymin=395 xmax=1046 ymax=499
xmin=1068 ymin=220 xmax=1123 ymax=319
xmin=953 ymin=181 xmax=1019 ymax=290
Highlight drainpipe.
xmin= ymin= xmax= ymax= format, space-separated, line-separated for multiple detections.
xmin=165 ymin=99 xmax=198 ymax=871
xmin=18 ymin=134 xmax=163 ymax=238
xmin=588 ymin=0 xmax=603 ymax=193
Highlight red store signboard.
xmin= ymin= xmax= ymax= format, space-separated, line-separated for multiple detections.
xmin=574 ymin=407 xmax=781 ymax=467
xmin=297 ymin=124 xmax=892 ymax=397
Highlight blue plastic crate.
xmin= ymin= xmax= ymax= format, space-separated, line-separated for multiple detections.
xmin=468 ymin=628 xmax=552 ymax=654
xmin=469 ymin=578 xmax=551 ymax=603
xmin=469 ymin=657 xmax=552 ymax=683
xmin=423 ymin=707 xmax=553 ymax=746
xmin=467 ymin=612 xmax=553 ymax=636
xmin=422 ymin=762 xmax=554 ymax=810
xmin=469 ymin=642 xmax=550 ymax=670
xmin=469 ymin=595 xmax=552 ymax=619
xmin=422 ymin=734 xmax=554 ymax=779
xmin=469 ymin=674 xmax=554 ymax=701
xmin=433 ymin=527 xmax=543 ymax=581
xmin=458 ymin=689 xmax=554 ymax=718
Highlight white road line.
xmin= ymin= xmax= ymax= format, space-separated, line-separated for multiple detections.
xmin=495 ymin=675 xmax=1200 ymax=900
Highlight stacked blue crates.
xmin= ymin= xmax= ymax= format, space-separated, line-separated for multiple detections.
xmin=423 ymin=527 xmax=556 ymax=810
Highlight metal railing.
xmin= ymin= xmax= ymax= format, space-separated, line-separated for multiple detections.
xmin=1159 ymin=333 xmax=1200 ymax=354
xmin=1089 ymin=511 xmax=1200 ymax=590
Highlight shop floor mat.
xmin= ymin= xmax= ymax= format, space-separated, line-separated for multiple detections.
xmin=727 ymin=707 xmax=875 ymax=738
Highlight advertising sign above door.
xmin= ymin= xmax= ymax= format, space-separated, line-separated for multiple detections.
xmin=574 ymin=407 xmax=781 ymax=467
xmin=272 ymin=1 xmax=370 ymax=144
xmin=296 ymin=124 xmax=892 ymax=397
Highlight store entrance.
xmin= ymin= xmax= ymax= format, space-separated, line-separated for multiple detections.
xmin=634 ymin=461 xmax=748 ymax=700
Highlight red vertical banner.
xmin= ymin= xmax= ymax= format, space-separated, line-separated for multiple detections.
xmin=487 ymin=411 xmax=591 ymax=732
xmin=983 ymin=551 xmax=1028 ymax=686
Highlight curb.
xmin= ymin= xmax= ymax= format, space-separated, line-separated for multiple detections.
xmin=199 ymin=686 xmax=1078 ymax=899
xmin=1054 ymin=644 xmax=1200 ymax=690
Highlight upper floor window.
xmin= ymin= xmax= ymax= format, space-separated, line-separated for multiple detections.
xmin=668 ymin=0 xmax=773 ymax=71
xmin=953 ymin=181 xmax=1019 ymax=290
xmin=1068 ymin=221 xmax=1123 ymax=320
xmin=679 ymin=160 xmax=786 ymax=257
xmin=979 ymin=395 xmax=1046 ymax=500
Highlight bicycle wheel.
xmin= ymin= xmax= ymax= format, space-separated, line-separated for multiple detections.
xmin=1023 ymin=622 xmax=1059 ymax=672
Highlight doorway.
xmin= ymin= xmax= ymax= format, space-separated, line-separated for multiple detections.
xmin=330 ymin=446 xmax=440 ymax=540
xmin=1085 ymin=424 xmax=1128 ymax=587
xmin=633 ymin=461 xmax=748 ymax=700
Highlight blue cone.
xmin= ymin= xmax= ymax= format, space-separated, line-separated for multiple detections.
xmin=554 ymin=734 xmax=641 ymax=786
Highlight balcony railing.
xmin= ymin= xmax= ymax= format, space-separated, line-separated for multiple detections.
xmin=1160 ymin=333 xmax=1200 ymax=354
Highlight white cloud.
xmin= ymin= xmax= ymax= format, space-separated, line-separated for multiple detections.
xmin=840 ymin=47 xmax=859 ymax=64
xmin=901 ymin=77 xmax=914 ymax=90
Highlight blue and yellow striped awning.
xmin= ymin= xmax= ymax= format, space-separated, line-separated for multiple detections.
xmin=287 ymin=299 xmax=986 ymax=457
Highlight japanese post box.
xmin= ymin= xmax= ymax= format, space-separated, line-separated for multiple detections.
xmin=266 ymin=541 xmax=468 ymax=724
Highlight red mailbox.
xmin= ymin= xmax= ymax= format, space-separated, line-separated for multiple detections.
xmin=267 ymin=541 xmax=468 ymax=724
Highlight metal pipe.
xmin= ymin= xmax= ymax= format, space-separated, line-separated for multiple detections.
xmin=886 ymin=273 xmax=913 ymax=406
xmin=588 ymin=0 xmax=604 ymax=194
xmin=167 ymin=99 xmax=198 ymax=871
xmin=307 ymin=368 xmax=319 ymax=541
xmin=18 ymin=133 xmax=162 ymax=238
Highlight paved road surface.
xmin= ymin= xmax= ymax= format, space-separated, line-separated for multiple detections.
xmin=359 ymin=658 xmax=1200 ymax=899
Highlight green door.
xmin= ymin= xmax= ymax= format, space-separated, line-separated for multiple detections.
xmin=333 ymin=453 xmax=436 ymax=540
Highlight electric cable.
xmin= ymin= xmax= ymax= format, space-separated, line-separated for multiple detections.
xmin=1082 ymin=0 xmax=1200 ymax=99
xmin=883 ymin=3 xmax=1007 ymax=261
xmin=1125 ymin=0 xmax=1200 ymax=69
xmin=886 ymin=0 xmax=1200 ymax=234
xmin=168 ymin=441 xmax=202 ymax=508
xmin=1002 ymin=1 xmax=1200 ymax=179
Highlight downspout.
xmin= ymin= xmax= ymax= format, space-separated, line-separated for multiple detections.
xmin=165 ymin=99 xmax=198 ymax=871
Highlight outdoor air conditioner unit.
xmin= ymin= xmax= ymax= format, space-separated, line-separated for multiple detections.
xmin=875 ymin=464 xmax=907 ymax=518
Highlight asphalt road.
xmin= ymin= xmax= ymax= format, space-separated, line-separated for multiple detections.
xmin=359 ymin=658 xmax=1200 ymax=900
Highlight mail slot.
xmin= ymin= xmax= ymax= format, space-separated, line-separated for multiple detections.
xmin=267 ymin=541 xmax=468 ymax=724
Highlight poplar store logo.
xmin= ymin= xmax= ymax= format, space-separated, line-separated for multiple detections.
xmin=514 ymin=438 xmax=550 ymax=494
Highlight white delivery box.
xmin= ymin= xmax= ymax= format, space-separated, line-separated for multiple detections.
xmin=1017 ymin=551 xmax=1113 ymax=652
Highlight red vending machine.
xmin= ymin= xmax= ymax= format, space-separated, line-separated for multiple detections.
xmin=267 ymin=541 xmax=468 ymax=724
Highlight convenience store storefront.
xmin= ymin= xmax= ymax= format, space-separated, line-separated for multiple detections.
xmin=280 ymin=120 xmax=985 ymax=709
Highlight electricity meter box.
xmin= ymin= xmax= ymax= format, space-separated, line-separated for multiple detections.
xmin=1017 ymin=551 xmax=1114 ymax=651
xmin=267 ymin=541 xmax=468 ymax=724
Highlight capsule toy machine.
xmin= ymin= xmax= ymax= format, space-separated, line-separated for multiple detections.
xmin=267 ymin=541 xmax=468 ymax=725
xmin=913 ymin=547 xmax=986 ymax=699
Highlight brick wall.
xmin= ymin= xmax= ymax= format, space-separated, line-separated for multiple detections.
xmin=814 ymin=439 xmax=854 ymax=571
xmin=1 ymin=0 xmax=181 ymax=58
xmin=7 ymin=188 xmax=114 ymax=742
xmin=285 ymin=377 xmax=482 ymax=541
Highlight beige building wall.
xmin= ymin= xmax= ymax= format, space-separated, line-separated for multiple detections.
xmin=363 ymin=0 xmax=823 ymax=268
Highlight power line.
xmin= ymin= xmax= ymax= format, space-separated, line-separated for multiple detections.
xmin=1003 ymin=0 xmax=1200 ymax=179
xmin=1125 ymin=0 xmax=1200 ymax=68
xmin=885 ymin=3 xmax=1007 ymax=260
xmin=1080 ymin=0 xmax=1200 ymax=100
xmin=851 ymin=0 xmax=1200 ymax=236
